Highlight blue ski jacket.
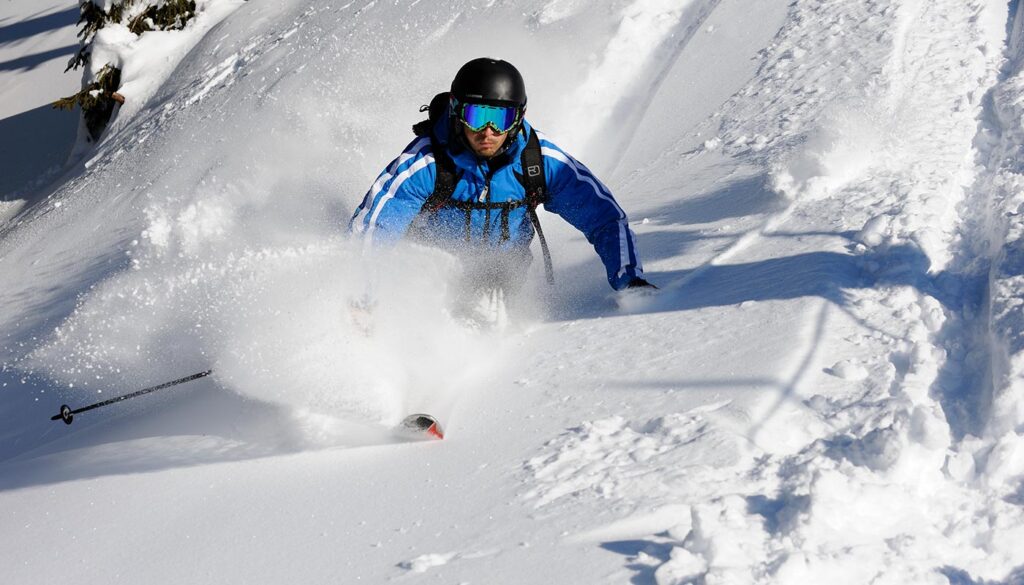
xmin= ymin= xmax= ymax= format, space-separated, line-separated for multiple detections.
xmin=349 ymin=113 xmax=644 ymax=290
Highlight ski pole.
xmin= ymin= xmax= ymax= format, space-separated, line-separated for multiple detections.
xmin=50 ymin=369 xmax=213 ymax=425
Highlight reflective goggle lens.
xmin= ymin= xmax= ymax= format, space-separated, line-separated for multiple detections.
xmin=458 ymin=102 xmax=519 ymax=133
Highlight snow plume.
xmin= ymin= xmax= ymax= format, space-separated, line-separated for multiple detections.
xmin=769 ymin=99 xmax=891 ymax=202
xmin=24 ymin=178 xmax=495 ymax=434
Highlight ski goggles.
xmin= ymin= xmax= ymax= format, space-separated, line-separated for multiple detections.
xmin=455 ymin=101 xmax=521 ymax=134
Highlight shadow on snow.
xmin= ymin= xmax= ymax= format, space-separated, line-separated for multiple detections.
xmin=0 ymin=103 xmax=78 ymax=201
xmin=0 ymin=44 xmax=77 ymax=72
xmin=0 ymin=8 xmax=78 ymax=47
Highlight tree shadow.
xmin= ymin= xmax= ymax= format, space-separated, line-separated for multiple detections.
xmin=0 ymin=8 xmax=78 ymax=46
xmin=0 ymin=102 xmax=78 ymax=200
xmin=608 ymin=303 xmax=830 ymax=451
xmin=547 ymin=240 xmax=944 ymax=322
xmin=0 ymin=44 xmax=77 ymax=71
xmin=630 ymin=228 xmax=731 ymax=263
xmin=541 ymin=233 xmax=993 ymax=447
xmin=638 ymin=174 xmax=789 ymax=227
xmin=633 ymin=227 xmax=860 ymax=266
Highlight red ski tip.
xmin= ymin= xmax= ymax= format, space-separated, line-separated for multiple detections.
xmin=427 ymin=422 xmax=444 ymax=440
xmin=398 ymin=414 xmax=445 ymax=440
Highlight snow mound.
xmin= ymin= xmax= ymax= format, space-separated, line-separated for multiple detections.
xmin=770 ymin=101 xmax=890 ymax=202
xmin=524 ymin=405 xmax=747 ymax=507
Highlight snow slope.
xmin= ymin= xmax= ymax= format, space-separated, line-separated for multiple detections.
xmin=0 ymin=0 xmax=79 ymax=215
xmin=2 ymin=0 xmax=1024 ymax=583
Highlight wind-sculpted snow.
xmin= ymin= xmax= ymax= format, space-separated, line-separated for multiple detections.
xmin=524 ymin=405 xmax=747 ymax=507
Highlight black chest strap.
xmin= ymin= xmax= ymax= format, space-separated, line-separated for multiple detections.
xmin=418 ymin=128 xmax=554 ymax=284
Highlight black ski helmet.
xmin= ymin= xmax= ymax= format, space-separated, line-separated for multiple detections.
xmin=450 ymin=58 xmax=527 ymax=108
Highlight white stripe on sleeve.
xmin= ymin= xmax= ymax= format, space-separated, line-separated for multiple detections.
xmin=541 ymin=146 xmax=632 ymax=278
xmin=365 ymin=153 xmax=435 ymax=243
xmin=353 ymin=137 xmax=431 ymax=227
xmin=540 ymin=147 xmax=625 ymax=219
xmin=616 ymin=220 xmax=630 ymax=279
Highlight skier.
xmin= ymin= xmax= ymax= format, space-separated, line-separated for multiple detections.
xmin=350 ymin=58 xmax=654 ymax=316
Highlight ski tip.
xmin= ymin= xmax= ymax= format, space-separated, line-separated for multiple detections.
xmin=399 ymin=414 xmax=445 ymax=440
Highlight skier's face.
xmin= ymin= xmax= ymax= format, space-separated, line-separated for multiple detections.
xmin=463 ymin=124 xmax=508 ymax=159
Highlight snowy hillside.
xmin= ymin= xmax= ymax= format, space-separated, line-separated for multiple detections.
xmin=2 ymin=0 xmax=1024 ymax=583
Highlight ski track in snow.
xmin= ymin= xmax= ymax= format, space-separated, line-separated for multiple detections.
xmin=553 ymin=0 xmax=722 ymax=172
xmin=988 ymin=3 xmax=1024 ymax=449
xmin=524 ymin=0 xmax=1024 ymax=583
xmin=3 ymin=0 xmax=1024 ymax=583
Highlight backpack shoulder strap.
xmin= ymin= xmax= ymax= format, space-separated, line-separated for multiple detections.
xmin=519 ymin=128 xmax=547 ymax=207
xmin=422 ymin=143 xmax=458 ymax=213
xmin=411 ymin=92 xmax=460 ymax=214
xmin=518 ymin=128 xmax=554 ymax=284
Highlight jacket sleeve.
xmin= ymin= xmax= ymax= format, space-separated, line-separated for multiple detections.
xmin=349 ymin=137 xmax=436 ymax=245
xmin=537 ymin=137 xmax=645 ymax=290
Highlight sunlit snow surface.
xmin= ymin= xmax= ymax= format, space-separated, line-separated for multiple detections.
xmin=2 ymin=0 xmax=1024 ymax=584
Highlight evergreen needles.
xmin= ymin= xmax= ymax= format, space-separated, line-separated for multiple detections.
xmin=56 ymin=0 xmax=198 ymax=141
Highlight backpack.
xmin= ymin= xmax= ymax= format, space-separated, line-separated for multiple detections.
xmin=411 ymin=92 xmax=554 ymax=284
